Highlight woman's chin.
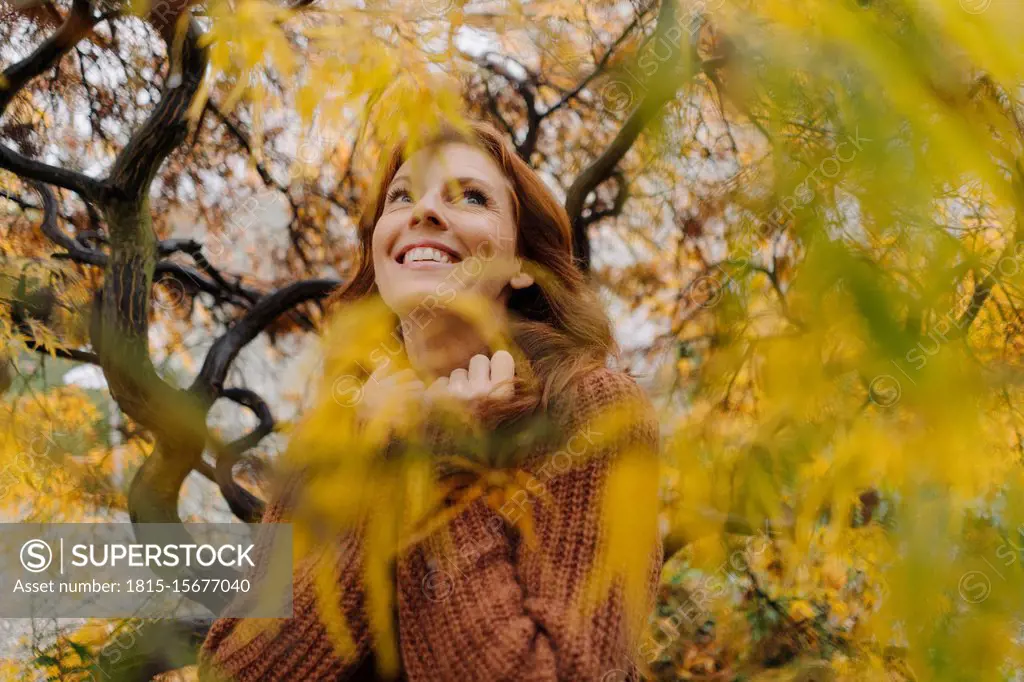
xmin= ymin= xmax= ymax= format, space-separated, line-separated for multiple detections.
xmin=389 ymin=266 xmax=452 ymax=290
xmin=384 ymin=283 xmax=457 ymax=311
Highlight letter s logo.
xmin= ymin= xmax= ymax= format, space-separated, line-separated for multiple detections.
xmin=21 ymin=539 xmax=52 ymax=573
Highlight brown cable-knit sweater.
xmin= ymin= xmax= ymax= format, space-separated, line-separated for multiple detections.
xmin=198 ymin=367 xmax=662 ymax=681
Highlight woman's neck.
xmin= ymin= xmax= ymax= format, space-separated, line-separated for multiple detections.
xmin=400 ymin=310 xmax=493 ymax=379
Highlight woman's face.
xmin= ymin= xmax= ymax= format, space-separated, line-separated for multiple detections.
xmin=371 ymin=142 xmax=526 ymax=314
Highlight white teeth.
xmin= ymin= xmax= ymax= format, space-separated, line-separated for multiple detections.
xmin=403 ymin=246 xmax=453 ymax=264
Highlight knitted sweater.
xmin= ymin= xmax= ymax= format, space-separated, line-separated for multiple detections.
xmin=198 ymin=367 xmax=663 ymax=682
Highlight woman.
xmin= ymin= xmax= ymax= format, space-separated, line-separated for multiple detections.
xmin=198 ymin=119 xmax=663 ymax=681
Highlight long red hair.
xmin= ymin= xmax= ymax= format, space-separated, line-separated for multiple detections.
xmin=325 ymin=119 xmax=618 ymax=419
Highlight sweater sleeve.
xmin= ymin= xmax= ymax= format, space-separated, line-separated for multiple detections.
xmin=198 ymin=471 xmax=373 ymax=682
xmin=394 ymin=368 xmax=663 ymax=682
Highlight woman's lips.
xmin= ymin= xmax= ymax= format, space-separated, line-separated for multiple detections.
xmin=398 ymin=259 xmax=455 ymax=270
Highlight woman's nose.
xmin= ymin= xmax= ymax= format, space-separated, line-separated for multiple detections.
xmin=409 ymin=189 xmax=447 ymax=230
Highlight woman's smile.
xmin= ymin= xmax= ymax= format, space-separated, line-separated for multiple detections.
xmin=394 ymin=241 xmax=463 ymax=270
xmin=372 ymin=142 xmax=521 ymax=305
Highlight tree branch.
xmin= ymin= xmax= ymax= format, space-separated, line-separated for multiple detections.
xmin=26 ymin=182 xmax=267 ymax=312
xmin=206 ymin=102 xmax=278 ymax=188
xmin=190 ymin=278 xmax=339 ymax=400
xmin=479 ymin=54 xmax=542 ymax=160
xmin=213 ymin=386 xmax=274 ymax=523
xmin=564 ymin=0 xmax=701 ymax=271
xmin=30 ymin=181 xmax=107 ymax=265
xmin=579 ymin=170 xmax=629 ymax=226
xmin=156 ymin=238 xmax=263 ymax=306
xmin=220 ymin=386 xmax=275 ymax=456
xmin=543 ymin=10 xmax=647 ymax=118
xmin=29 ymin=342 xmax=100 ymax=364
xmin=105 ymin=16 xmax=207 ymax=200
xmin=0 ymin=146 xmax=105 ymax=202
xmin=955 ymin=162 xmax=1024 ymax=336
xmin=0 ymin=0 xmax=107 ymax=201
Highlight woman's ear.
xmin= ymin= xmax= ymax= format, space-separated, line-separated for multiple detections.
xmin=509 ymin=262 xmax=535 ymax=290
xmin=510 ymin=272 xmax=535 ymax=289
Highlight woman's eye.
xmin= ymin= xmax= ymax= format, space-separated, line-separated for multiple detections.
xmin=387 ymin=188 xmax=411 ymax=203
xmin=460 ymin=189 xmax=488 ymax=206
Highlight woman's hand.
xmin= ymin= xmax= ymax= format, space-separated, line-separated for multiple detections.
xmin=356 ymin=351 xmax=516 ymax=434
xmin=424 ymin=350 xmax=516 ymax=405
xmin=356 ymin=363 xmax=426 ymax=427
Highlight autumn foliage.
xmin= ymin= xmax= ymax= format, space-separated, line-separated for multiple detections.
xmin=3 ymin=0 xmax=1024 ymax=680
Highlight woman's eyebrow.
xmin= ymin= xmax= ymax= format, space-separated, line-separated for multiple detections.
xmin=445 ymin=176 xmax=497 ymax=192
xmin=388 ymin=173 xmax=502 ymax=195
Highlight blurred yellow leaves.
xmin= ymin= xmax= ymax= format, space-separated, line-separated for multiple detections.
xmin=0 ymin=385 xmax=127 ymax=520
xmin=584 ymin=446 xmax=661 ymax=639
xmin=650 ymin=1 xmax=1024 ymax=678
xmin=8 ymin=0 xmax=1024 ymax=677
xmin=191 ymin=0 xmax=474 ymax=168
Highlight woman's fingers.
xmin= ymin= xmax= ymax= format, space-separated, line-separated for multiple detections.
xmin=455 ymin=352 xmax=517 ymax=401
xmin=448 ymin=367 xmax=470 ymax=399
xmin=418 ymin=351 xmax=518 ymax=407
xmin=402 ymin=379 xmax=426 ymax=394
xmin=468 ymin=354 xmax=491 ymax=396
xmin=489 ymin=350 xmax=514 ymax=382
xmin=488 ymin=350 xmax=515 ymax=399
xmin=425 ymin=376 xmax=450 ymax=402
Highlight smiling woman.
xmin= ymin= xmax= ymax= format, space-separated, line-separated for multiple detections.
xmin=197 ymin=119 xmax=663 ymax=682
